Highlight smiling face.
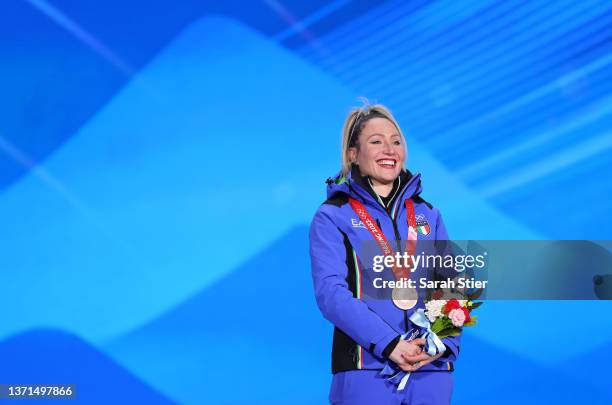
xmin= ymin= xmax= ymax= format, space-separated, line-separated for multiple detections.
xmin=349 ymin=117 xmax=406 ymax=187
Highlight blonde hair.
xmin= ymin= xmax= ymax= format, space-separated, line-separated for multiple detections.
xmin=340 ymin=101 xmax=407 ymax=176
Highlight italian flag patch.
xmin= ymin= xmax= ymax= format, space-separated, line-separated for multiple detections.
xmin=416 ymin=220 xmax=430 ymax=236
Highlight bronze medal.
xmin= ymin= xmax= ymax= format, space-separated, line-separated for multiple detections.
xmin=392 ymin=286 xmax=418 ymax=310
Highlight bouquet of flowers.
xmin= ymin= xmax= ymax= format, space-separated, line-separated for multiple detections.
xmin=424 ymin=297 xmax=480 ymax=338
xmin=381 ymin=292 xmax=482 ymax=390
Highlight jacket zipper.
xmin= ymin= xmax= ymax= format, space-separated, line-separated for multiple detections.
xmin=377 ymin=202 xmax=410 ymax=333
xmin=351 ymin=184 xmax=411 ymax=332
xmin=388 ymin=213 xmax=409 ymax=333
xmin=382 ymin=196 xmax=411 ymax=332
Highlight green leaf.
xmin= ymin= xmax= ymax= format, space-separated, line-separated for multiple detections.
xmin=463 ymin=315 xmax=478 ymax=327
xmin=470 ymin=301 xmax=483 ymax=310
xmin=431 ymin=318 xmax=447 ymax=334
xmin=434 ymin=321 xmax=456 ymax=336
xmin=468 ymin=288 xmax=484 ymax=300
xmin=437 ymin=329 xmax=462 ymax=338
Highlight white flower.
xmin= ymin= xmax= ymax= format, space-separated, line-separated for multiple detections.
xmin=425 ymin=300 xmax=446 ymax=323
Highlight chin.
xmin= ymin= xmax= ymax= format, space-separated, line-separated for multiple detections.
xmin=379 ymin=173 xmax=400 ymax=183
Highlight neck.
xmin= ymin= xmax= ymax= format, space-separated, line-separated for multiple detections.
xmin=370 ymin=178 xmax=394 ymax=197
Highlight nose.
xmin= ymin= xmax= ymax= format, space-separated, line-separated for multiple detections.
xmin=382 ymin=139 xmax=394 ymax=154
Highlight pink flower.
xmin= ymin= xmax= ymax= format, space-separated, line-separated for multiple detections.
xmin=448 ymin=308 xmax=466 ymax=327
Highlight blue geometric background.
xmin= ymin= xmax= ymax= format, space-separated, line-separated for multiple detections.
xmin=1 ymin=1 xmax=611 ymax=403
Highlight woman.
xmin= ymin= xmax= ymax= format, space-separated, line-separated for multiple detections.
xmin=309 ymin=103 xmax=460 ymax=404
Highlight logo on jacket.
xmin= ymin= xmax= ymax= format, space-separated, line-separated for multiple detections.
xmin=415 ymin=213 xmax=430 ymax=236
xmin=351 ymin=218 xmax=366 ymax=229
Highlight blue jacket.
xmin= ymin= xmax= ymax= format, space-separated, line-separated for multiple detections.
xmin=309 ymin=165 xmax=460 ymax=373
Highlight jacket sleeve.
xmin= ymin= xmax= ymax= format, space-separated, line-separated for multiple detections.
xmin=433 ymin=209 xmax=461 ymax=363
xmin=310 ymin=208 xmax=400 ymax=358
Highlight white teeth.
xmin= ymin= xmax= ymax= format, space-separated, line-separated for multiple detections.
xmin=378 ymin=160 xmax=395 ymax=166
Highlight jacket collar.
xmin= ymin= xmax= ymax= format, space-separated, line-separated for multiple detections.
xmin=326 ymin=164 xmax=422 ymax=212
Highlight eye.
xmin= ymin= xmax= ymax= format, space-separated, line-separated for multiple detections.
xmin=393 ymin=140 xmax=401 ymax=145
xmin=370 ymin=140 xmax=382 ymax=144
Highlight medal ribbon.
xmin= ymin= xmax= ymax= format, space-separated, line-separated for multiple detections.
xmin=348 ymin=197 xmax=418 ymax=281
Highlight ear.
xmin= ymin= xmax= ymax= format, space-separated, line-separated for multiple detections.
xmin=348 ymin=147 xmax=358 ymax=164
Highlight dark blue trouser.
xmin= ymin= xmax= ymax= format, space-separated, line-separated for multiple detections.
xmin=329 ymin=370 xmax=453 ymax=405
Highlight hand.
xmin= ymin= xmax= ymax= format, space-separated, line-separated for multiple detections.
xmin=388 ymin=338 xmax=425 ymax=372
xmin=389 ymin=338 xmax=446 ymax=372
xmin=402 ymin=351 xmax=444 ymax=371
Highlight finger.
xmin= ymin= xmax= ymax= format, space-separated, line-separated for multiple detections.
xmin=400 ymin=353 xmax=418 ymax=363
xmin=403 ymin=343 xmax=424 ymax=355
xmin=404 ymin=348 xmax=421 ymax=357
xmin=401 ymin=352 xmax=430 ymax=363
xmin=404 ymin=357 xmax=422 ymax=365
xmin=404 ymin=345 xmax=423 ymax=355
xmin=410 ymin=338 xmax=426 ymax=346
xmin=399 ymin=363 xmax=418 ymax=372
xmin=417 ymin=353 xmax=431 ymax=363
xmin=403 ymin=359 xmax=426 ymax=372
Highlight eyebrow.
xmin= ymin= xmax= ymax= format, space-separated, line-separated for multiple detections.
xmin=367 ymin=133 xmax=401 ymax=139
